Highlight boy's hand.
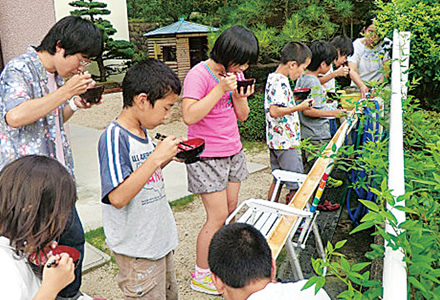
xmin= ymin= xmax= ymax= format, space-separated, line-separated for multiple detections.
xmin=334 ymin=65 xmax=350 ymax=77
xmin=151 ymin=136 xmax=180 ymax=165
xmin=218 ymin=73 xmax=237 ymax=93
xmin=297 ymin=99 xmax=314 ymax=111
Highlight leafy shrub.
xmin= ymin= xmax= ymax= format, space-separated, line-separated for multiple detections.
xmin=375 ymin=0 xmax=440 ymax=109
xmin=238 ymin=93 xmax=266 ymax=141
xmin=308 ymin=91 xmax=440 ymax=299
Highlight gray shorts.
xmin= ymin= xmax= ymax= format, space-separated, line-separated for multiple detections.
xmin=186 ymin=150 xmax=249 ymax=194
xmin=270 ymin=148 xmax=304 ymax=190
xmin=301 ymin=139 xmax=330 ymax=173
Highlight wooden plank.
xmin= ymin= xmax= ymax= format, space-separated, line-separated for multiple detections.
xmin=266 ymin=111 xmax=357 ymax=259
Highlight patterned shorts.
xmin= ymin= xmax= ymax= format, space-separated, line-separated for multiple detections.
xmin=186 ymin=150 xmax=249 ymax=194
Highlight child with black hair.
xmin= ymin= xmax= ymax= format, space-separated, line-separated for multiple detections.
xmin=208 ymin=223 xmax=330 ymax=300
xmin=0 ymin=15 xmax=103 ymax=300
xmin=319 ymin=36 xmax=354 ymax=93
xmin=182 ymin=25 xmax=259 ymax=295
xmin=295 ymin=40 xmax=346 ymax=210
xmin=264 ymin=42 xmax=314 ymax=203
xmin=0 ymin=155 xmax=77 ymax=300
xmin=98 ymin=59 xmax=182 ymax=299
xmin=319 ymin=36 xmax=354 ymax=136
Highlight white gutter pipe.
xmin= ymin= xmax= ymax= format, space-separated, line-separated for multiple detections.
xmin=383 ymin=30 xmax=411 ymax=299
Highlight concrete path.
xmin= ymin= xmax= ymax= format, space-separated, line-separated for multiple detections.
xmin=68 ymin=123 xmax=267 ymax=271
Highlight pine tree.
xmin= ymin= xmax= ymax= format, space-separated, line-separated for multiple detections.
xmin=69 ymin=0 xmax=134 ymax=81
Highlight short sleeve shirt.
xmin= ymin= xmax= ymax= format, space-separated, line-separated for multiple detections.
xmin=295 ymin=74 xmax=330 ymax=141
xmin=247 ymin=281 xmax=331 ymax=300
xmin=98 ymin=121 xmax=178 ymax=259
xmin=0 ymin=47 xmax=73 ymax=173
xmin=347 ymin=38 xmax=391 ymax=84
xmin=182 ymin=61 xmax=243 ymax=157
xmin=264 ymin=73 xmax=301 ymax=149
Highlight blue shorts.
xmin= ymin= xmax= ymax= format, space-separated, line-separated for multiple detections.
xmin=270 ymin=148 xmax=304 ymax=190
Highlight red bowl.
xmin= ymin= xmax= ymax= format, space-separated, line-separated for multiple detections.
xmin=29 ymin=245 xmax=81 ymax=266
xmin=176 ymin=138 xmax=205 ymax=164
xmin=80 ymin=85 xmax=104 ymax=103
xmin=237 ymin=78 xmax=256 ymax=93
xmin=293 ymin=88 xmax=311 ymax=100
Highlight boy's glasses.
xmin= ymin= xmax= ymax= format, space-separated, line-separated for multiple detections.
xmin=75 ymin=54 xmax=92 ymax=67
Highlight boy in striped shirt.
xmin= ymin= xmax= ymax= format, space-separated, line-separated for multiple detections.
xmin=98 ymin=59 xmax=181 ymax=299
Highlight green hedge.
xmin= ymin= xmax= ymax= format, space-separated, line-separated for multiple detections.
xmin=238 ymin=93 xmax=266 ymax=141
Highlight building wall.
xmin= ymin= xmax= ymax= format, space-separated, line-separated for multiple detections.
xmin=0 ymin=0 xmax=56 ymax=64
xmin=54 ymin=0 xmax=130 ymax=41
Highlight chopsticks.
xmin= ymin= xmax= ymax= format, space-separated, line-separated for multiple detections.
xmin=154 ymin=133 xmax=193 ymax=150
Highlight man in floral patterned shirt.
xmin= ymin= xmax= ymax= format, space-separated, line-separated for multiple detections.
xmin=0 ymin=16 xmax=103 ymax=300
xmin=264 ymin=42 xmax=313 ymax=203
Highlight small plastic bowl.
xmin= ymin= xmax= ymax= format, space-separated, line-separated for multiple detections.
xmin=237 ymin=78 xmax=256 ymax=93
xmin=293 ymin=88 xmax=311 ymax=100
xmin=176 ymin=138 xmax=205 ymax=164
xmin=80 ymin=85 xmax=104 ymax=103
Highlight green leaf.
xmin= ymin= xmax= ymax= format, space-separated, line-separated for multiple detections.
xmin=351 ymin=262 xmax=371 ymax=272
xmin=335 ymin=240 xmax=347 ymax=250
xmin=359 ymin=200 xmax=380 ymax=212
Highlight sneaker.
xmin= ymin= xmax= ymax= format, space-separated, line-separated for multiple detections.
xmin=191 ymin=272 xmax=220 ymax=295
xmin=327 ymin=177 xmax=343 ymax=188
xmin=317 ymin=200 xmax=340 ymax=211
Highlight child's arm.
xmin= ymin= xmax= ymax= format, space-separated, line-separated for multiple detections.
xmin=182 ymin=74 xmax=236 ymax=125
xmin=269 ymin=99 xmax=313 ymax=118
xmin=319 ymin=65 xmax=350 ymax=85
xmin=348 ymin=62 xmax=369 ymax=98
xmin=231 ymin=84 xmax=255 ymax=121
xmin=303 ymin=107 xmax=346 ymax=118
xmin=107 ymin=137 xmax=179 ymax=209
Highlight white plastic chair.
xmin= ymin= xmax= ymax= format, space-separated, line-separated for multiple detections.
xmin=226 ymin=169 xmax=326 ymax=280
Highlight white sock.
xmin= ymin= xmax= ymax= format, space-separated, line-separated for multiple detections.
xmin=195 ymin=265 xmax=210 ymax=278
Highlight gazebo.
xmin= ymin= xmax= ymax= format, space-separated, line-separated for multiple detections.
xmin=143 ymin=18 xmax=217 ymax=81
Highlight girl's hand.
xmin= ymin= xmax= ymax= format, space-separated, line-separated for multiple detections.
xmin=236 ymin=84 xmax=255 ymax=98
xmin=39 ymin=253 xmax=75 ymax=297
xmin=218 ymin=73 xmax=237 ymax=93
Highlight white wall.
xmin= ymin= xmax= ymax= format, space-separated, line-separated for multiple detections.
xmin=54 ymin=0 xmax=130 ymax=41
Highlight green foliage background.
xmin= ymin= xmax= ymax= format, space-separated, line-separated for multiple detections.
xmin=375 ymin=0 xmax=440 ymax=110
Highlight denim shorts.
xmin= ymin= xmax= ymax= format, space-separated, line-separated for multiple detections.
xmin=186 ymin=150 xmax=249 ymax=194
xmin=270 ymin=148 xmax=304 ymax=190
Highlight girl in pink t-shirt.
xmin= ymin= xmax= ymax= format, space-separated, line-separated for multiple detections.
xmin=182 ymin=25 xmax=259 ymax=295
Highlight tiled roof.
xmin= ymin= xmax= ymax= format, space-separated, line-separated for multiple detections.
xmin=143 ymin=18 xmax=218 ymax=37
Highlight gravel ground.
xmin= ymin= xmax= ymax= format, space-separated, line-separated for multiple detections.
xmin=70 ymin=92 xmax=274 ymax=299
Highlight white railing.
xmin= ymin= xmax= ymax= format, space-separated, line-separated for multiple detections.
xmin=383 ymin=29 xmax=411 ymax=299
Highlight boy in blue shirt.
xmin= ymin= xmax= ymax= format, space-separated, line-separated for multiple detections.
xmin=98 ymin=59 xmax=181 ymax=299
xmin=295 ymin=40 xmax=346 ymax=210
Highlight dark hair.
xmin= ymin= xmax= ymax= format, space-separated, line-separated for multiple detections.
xmin=122 ymin=59 xmax=181 ymax=108
xmin=0 ymin=155 xmax=77 ymax=256
xmin=307 ymin=40 xmax=338 ymax=71
xmin=210 ymin=25 xmax=259 ymax=69
xmin=208 ymin=223 xmax=272 ymax=288
xmin=35 ymin=16 xmax=103 ymax=58
xmin=280 ymin=42 xmax=312 ymax=65
xmin=330 ymin=36 xmax=354 ymax=57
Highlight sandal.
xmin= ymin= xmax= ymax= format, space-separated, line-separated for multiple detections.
xmin=317 ymin=200 xmax=340 ymax=211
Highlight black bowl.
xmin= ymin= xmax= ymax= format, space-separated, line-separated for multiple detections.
xmin=176 ymin=138 xmax=205 ymax=164
xmin=293 ymin=88 xmax=311 ymax=100
xmin=237 ymin=78 xmax=256 ymax=93
xmin=80 ymin=85 xmax=104 ymax=103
